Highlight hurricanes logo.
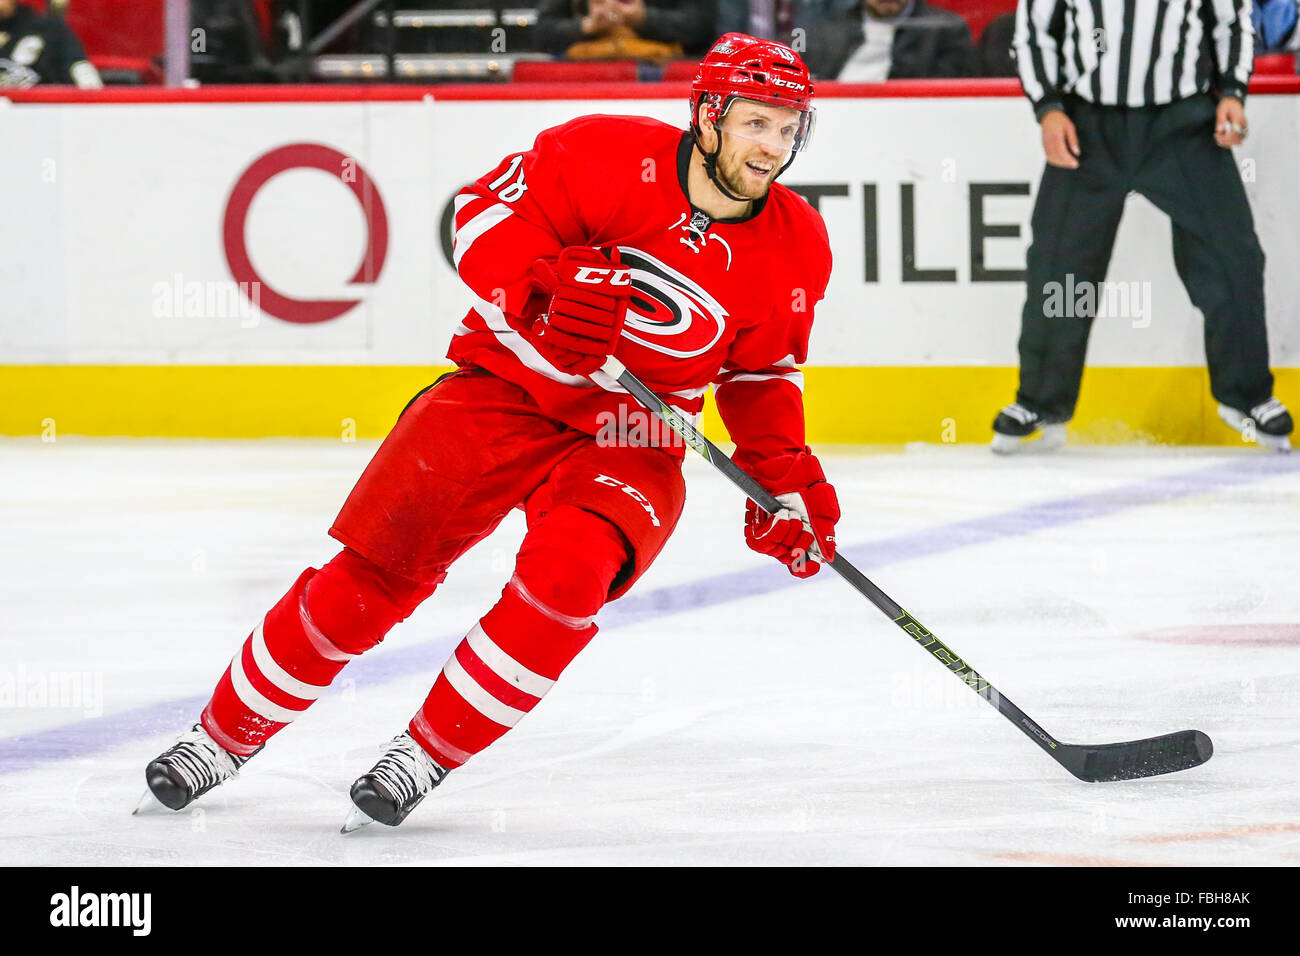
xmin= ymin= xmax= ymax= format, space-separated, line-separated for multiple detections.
xmin=617 ymin=246 xmax=728 ymax=358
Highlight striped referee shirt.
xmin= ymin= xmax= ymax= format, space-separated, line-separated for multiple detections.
xmin=1014 ymin=0 xmax=1255 ymax=118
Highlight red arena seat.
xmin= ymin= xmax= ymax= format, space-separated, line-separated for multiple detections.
xmin=24 ymin=0 xmax=167 ymax=83
xmin=1253 ymin=53 xmax=1297 ymax=75
xmin=511 ymin=60 xmax=639 ymax=83
xmin=660 ymin=60 xmax=701 ymax=82
xmin=945 ymin=0 xmax=1018 ymax=45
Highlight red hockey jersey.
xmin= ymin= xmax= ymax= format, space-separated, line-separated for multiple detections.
xmin=448 ymin=114 xmax=833 ymax=492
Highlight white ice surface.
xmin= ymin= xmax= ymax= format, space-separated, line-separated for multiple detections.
xmin=1 ymin=437 xmax=1298 ymax=866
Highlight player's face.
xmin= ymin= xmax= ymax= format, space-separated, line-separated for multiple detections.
xmin=711 ymin=101 xmax=803 ymax=200
xmin=0 ymin=0 xmax=17 ymax=18
xmin=866 ymin=0 xmax=908 ymax=17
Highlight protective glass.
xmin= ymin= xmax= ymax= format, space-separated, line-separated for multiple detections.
xmin=715 ymin=101 xmax=816 ymax=153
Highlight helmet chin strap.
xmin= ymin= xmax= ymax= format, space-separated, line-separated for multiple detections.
xmin=700 ymin=129 xmax=752 ymax=205
xmin=697 ymin=128 xmax=798 ymax=206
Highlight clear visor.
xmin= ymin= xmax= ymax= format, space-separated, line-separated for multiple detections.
xmin=715 ymin=103 xmax=816 ymax=154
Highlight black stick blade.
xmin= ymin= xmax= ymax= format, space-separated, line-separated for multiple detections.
xmin=1056 ymin=730 xmax=1213 ymax=782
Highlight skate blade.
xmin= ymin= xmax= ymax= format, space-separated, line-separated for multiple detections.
xmin=991 ymin=424 xmax=1066 ymax=455
xmin=340 ymin=804 xmax=374 ymax=834
xmin=1218 ymin=405 xmax=1292 ymax=453
xmin=132 ymin=787 xmax=170 ymax=816
xmin=1259 ymin=434 xmax=1292 ymax=453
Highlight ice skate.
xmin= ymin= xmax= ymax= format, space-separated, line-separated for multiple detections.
xmin=135 ymin=723 xmax=257 ymax=814
xmin=341 ymin=731 xmax=449 ymax=833
xmin=1218 ymin=399 xmax=1292 ymax=452
xmin=990 ymin=403 xmax=1067 ymax=454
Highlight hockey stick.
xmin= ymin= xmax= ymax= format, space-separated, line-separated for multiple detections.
xmin=601 ymin=357 xmax=1213 ymax=782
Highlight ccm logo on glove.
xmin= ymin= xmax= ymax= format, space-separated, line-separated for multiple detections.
xmin=572 ymin=267 xmax=632 ymax=286
xmin=528 ymin=246 xmax=633 ymax=377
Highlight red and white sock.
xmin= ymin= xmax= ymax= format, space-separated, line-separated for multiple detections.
xmin=202 ymin=550 xmax=435 ymax=755
xmin=410 ymin=506 xmax=628 ymax=768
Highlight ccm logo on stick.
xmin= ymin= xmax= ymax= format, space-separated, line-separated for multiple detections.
xmin=573 ymin=267 xmax=632 ymax=285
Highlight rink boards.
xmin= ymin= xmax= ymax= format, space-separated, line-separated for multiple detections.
xmin=1 ymin=83 xmax=1298 ymax=443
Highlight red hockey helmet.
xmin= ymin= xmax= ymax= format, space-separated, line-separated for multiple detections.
xmin=689 ymin=33 xmax=816 ymax=153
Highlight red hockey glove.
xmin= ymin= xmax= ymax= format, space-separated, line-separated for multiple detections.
xmin=744 ymin=481 xmax=840 ymax=579
xmin=528 ymin=246 xmax=632 ymax=377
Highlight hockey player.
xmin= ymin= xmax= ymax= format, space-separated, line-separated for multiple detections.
xmin=138 ymin=33 xmax=839 ymax=831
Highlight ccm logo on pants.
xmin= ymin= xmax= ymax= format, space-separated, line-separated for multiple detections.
xmin=593 ymin=474 xmax=661 ymax=527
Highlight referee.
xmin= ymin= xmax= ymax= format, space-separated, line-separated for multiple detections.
xmin=991 ymin=0 xmax=1293 ymax=453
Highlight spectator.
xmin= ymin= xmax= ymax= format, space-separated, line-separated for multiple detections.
xmin=977 ymin=11 xmax=1015 ymax=77
xmin=801 ymin=0 xmax=977 ymax=80
xmin=535 ymin=0 xmax=717 ymax=61
xmin=270 ymin=0 xmax=362 ymax=61
xmin=0 ymin=0 xmax=101 ymax=87
xmin=189 ymin=0 xmax=274 ymax=83
xmin=715 ymin=0 xmax=855 ymax=48
xmin=1254 ymin=0 xmax=1300 ymax=52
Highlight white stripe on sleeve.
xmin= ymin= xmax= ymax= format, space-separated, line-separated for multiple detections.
xmin=452 ymin=202 xmax=513 ymax=267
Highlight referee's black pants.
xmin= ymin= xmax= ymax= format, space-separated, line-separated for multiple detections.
xmin=1016 ymin=93 xmax=1273 ymax=421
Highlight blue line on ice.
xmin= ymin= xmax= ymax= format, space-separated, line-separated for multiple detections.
xmin=1 ymin=453 xmax=1294 ymax=773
